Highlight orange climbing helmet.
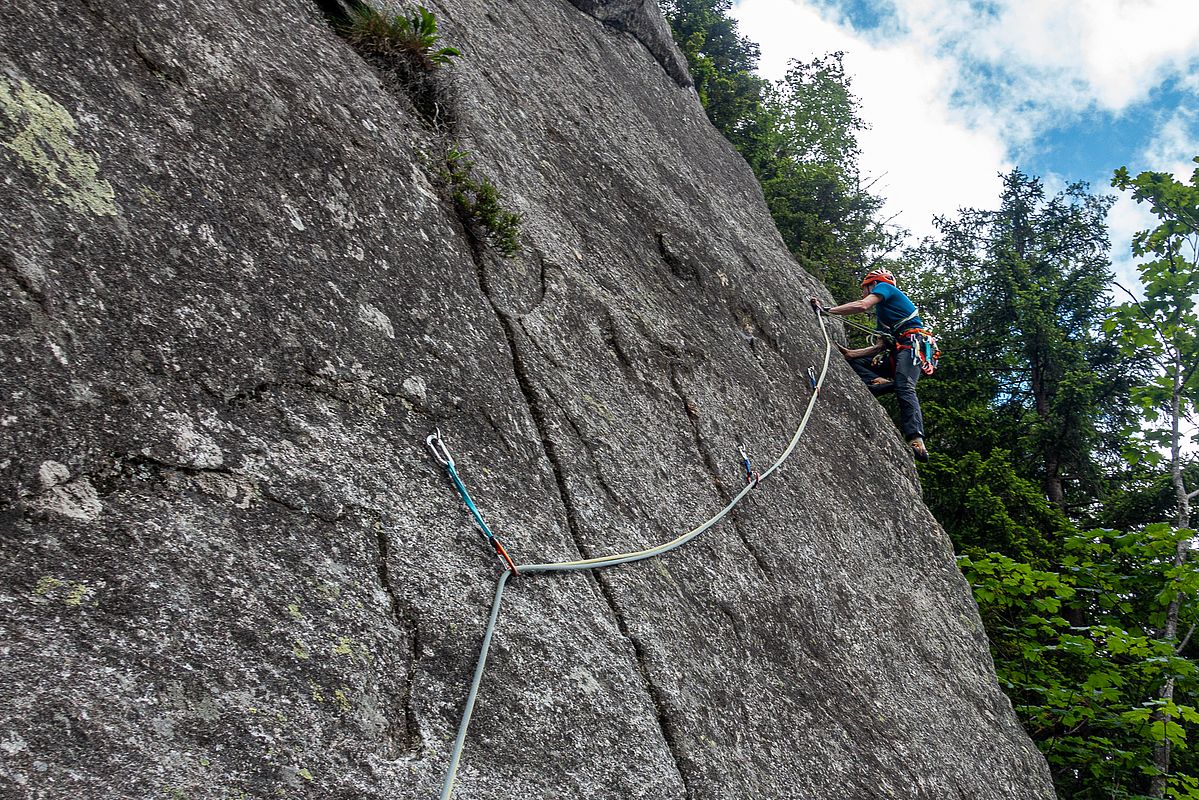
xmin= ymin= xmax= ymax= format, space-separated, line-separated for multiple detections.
xmin=860 ymin=268 xmax=896 ymax=288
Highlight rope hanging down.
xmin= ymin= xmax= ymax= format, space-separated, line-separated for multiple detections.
xmin=430 ymin=305 xmax=835 ymax=800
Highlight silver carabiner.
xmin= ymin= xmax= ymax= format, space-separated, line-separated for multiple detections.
xmin=426 ymin=428 xmax=454 ymax=468
xmin=807 ymin=366 xmax=818 ymax=389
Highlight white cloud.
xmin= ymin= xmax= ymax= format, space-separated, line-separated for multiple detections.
xmin=730 ymin=0 xmax=1199 ymax=247
xmin=1140 ymin=109 xmax=1199 ymax=179
xmin=1105 ymin=191 xmax=1156 ymax=297
xmin=1103 ymin=108 xmax=1199 ymax=295
xmin=732 ymin=0 xmax=1011 ymax=239
xmin=893 ymin=0 xmax=1199 ymax=113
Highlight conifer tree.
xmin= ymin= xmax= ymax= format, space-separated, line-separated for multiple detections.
xmin=662 ymin=4 xmax=896 ymax=296
xmin=917 ymin=170 xmax=1126 ymax=513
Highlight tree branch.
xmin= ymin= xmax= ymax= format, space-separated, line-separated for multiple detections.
xmin=1113 ymin=281 xmax=1183 ymax=367
xmin=1180 ymin=356 xmax=1199 ymax=386
xmin=1178 ymin=617 xmax=1199 ymax=654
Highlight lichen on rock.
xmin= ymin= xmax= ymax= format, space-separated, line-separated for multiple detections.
xmin=0 ymin=76 xmax=118 ymax=217
xmin=0 ymin=0 xmax=1056 ymax=798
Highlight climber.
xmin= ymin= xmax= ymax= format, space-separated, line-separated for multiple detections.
xmin=811 ymin=269 xmax=931 ymax=462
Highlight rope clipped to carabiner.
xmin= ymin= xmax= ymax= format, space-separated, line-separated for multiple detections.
xmin=738 ymin=444 xmax=761 ymax=488
xmin=434 ymin=307 xmax=836 ymax=800
xmin=426 ymin=429 xmax=519 ymax=574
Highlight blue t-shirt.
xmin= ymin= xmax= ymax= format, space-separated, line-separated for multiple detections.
xmin=870 ymin=282 xmax=923 ymax=333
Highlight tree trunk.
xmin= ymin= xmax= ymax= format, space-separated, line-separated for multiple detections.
xmin=1044 ymin=465 xmax=1065 ymax=511
xmin=1149 ymin=355 xmax=1192 ymax=798
xmin=1030 ymin=355 xmax=1067 ymax=512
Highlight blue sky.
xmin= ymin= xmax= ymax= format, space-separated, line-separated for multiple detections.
xmin=730 ymin=0 xmax=1199 ymax=288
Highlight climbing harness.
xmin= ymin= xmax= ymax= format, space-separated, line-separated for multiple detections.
xmin=426 ymin=429 xmax=520 ymax=574
xmin=432 ymin=305 xmax=834 ymax=800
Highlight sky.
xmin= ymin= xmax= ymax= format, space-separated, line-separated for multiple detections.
xmin=729 ymin=0 xmax=1199 ymax=290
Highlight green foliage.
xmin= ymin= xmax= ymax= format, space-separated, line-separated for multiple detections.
xmin=911 ymin=170 xmax=1134 ymax=512
xmin=444 ymin=146 xmax=522 ymax=256
xmin=661 ymin=10 xmax=1199 ymax=792
xmin=663 ymin=4 xmax=897 ymax=291
xmin=761 ymin=54 xmax=861 ymax=168
xmin=1107 ymin=159 xmax=1199 ymax=476
xmin=1100 ymin=464 xmax=1199 ymax=532
xmin=961 ymin=523 xmax=1199 ymax=798
xmin=1107 ymin=157 xmax=1199 ymax=798
xmin=921 ymin=450 xmax=1071 ymax=565
xmin=908 ymin=164 xmax=1196 ymax=797
xmin=758 ymin=53 xmax=900 ymax=296
xmin=342 ymin=4 xmax=462 ymax=68
xmin=661 ymin=0 xmax=770 ymax=159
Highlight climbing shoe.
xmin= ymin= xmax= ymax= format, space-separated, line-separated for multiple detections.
xmin=910 ymin=437 xmax=929 ymax=463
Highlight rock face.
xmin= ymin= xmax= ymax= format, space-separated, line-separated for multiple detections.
xmin=0 ymin=1 xmax=1056 ymax=798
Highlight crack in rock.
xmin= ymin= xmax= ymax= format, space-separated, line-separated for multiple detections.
xmin=373 ymin=523 xmax=425 ymax=758
xmin=668 ymin=364 xmax=772 ymax=577
xmin=459 ymin=212 xmax=692 ymax=796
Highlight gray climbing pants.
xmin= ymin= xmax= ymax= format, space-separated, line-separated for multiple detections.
xmin=849 ymin=347 xmax=925 ymax=441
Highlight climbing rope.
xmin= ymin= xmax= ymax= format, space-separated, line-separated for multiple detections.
xmin=432 ymin=306 xmax=834 ymax=800
xmin=814 ymin=303 xmax=892 ymax=342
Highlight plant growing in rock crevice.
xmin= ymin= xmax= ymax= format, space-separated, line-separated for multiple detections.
xmin=331 ymin=2 xmax=460 ymax=129
xmin=341 ymin=4 xmax=461 ymax=69
xmin=444 ymin=146 xmax=522 ymax=257
xmin=317 ymin=2 xmax=518 ymax=257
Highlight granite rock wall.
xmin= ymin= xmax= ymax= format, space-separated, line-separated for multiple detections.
xmin=0 ymin=1 xmax=1056 ymax=797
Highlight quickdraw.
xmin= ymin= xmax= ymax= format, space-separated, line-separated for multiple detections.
xmin=896 ymin=327 xmax=940 ymax=375
xmin=738 ymin=445 xmax=761 ymax=487
xmin=426 ymin=429 xmax=520 ymax=574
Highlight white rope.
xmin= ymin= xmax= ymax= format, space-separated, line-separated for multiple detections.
xmin=437 ymin=309 xmax=834 ymax=799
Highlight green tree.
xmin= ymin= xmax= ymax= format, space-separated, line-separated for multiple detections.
xmin=961 ymin=523 xmax=1199 ymax=799
xmin=914 ymin=170 xmax=1128 ymax=514
xmin=1100 ymin=463 xmax=1199 ymax=532
xmin=662 ymin=4 xmax=898 ymax=297
xmin=1108 ymin=158 xmax=1199 ymax=797
xmin=921 ymin=450 xmax=1071 ymax=565
xmin=949 ymin=161 xmax=1199 ymax=800
xmin=756 ymin=53 xmax=899 ymax=298
xmin=661 ymin=0 xmax=770 ymax=160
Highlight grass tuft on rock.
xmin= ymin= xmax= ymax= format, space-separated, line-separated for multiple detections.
xmin=445 ymin=146 xmax=522 ymax=257
xmin=341 ymin=4 xmax=461 ymax=70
